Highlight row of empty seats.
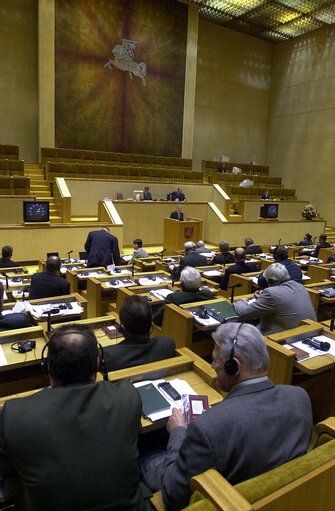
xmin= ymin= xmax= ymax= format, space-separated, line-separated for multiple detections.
xmin=0 ymin=158 xmax=24 ymax=175
xmin=0 ymin=143 xmax=19 ymax=160
xmin=41 ymin=147 xmax=192 ymax=169
xmin=45 ymin=161 xmax=204 ymax=184
xmin=202 ymin=160 xmax=269 ymax=176
xmin=209 ymin=172 xmax=282 ymax=186
xmin=0 ymin=176 xmax=30 ymax=195
xmin=227 ymin=185 xmax=296 ymax=200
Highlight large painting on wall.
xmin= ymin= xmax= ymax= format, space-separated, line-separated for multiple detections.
xmin=55 ymin=0 xmax=188 ymax=156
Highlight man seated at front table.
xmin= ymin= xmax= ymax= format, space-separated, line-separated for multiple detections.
xmin=0 ymin=324 xmax=148 ymax=510
xmin=219 ymin=247 xmax=259 ymax=291
xmin=106 ymin=295 xmax=175 ymax=370
xmin=235 ymin=263 xmax=316 ymax=335
xmin=312 ymin=233 xmax=331 ymax=258
xmin=153 ymin=267 xmax=214 ymax=326
xmin=29 ymin=256 xmax=70 ymax=300
xmin=195 ymin=240 xmax=212 ymax=254
xmin=172 ymin=242 xmax=208 ymax=281
xmin=298 ymin=232 xmax=313 ymax=246
xmin=0 ymin=282 xmax=35 ymax=332
xmin=141 ymin=322 xmax=313 ymax=510
xmin=257 ymin=245 xmax=302 ymax=288
xmin=0 ymin=245 xmax=18 ymax=268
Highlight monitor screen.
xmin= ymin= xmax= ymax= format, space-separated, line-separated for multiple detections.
xmin=260 ymin=204 xmax=278 ymax=219
xmin=23 ymin=201 xmax=50 ymax=222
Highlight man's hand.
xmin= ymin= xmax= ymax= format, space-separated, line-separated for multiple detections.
xmin=167 ymin=408 xmax=187 ymax=433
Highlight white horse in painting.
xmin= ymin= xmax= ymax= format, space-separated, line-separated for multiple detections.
xmin=104 ymin=39 xmax=147 ymax=87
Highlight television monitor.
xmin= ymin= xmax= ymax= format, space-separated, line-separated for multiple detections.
xmin=23 ymin=201 xmax=50 ymax=222
xmin=260 ymin=204 xmax=278 ymax=219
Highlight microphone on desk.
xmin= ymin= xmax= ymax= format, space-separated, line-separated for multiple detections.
xmin=46 ymin=310 xmax=54 ymax=338
xmin=67 ymin=250 xmax=73 ymax=259
xmin=131 ymin=263 xmax=135 ymax=277
xmin=329 ymin=309 xmax=335 ymax=332
xmin=278 ymin=239 xmax=282 ymax=246
xmin=160 ymin=248 xmax=167 ymax=259
xmin=5 ymin=274 xmax=9 ymax=290
xmin=229 ymin=283 xmax=242 ymax=304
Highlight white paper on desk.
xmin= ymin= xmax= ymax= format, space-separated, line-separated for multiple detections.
xmin=192 ymin=312 xmax=220 ymax=326
xmin=138 ymin=277 xmax=165 ymax=286
xmin=298 ymin=259 xmax=310 ymax=265
xmin=0 ymin=345 xmax=8 ymax=367
xmin=110 ymin=269 xmax=131 ymax=276
xmin=122 ymin=255 xmax=132 ymax=262
xmin=203 ymin=270 xmax=222 ymax=277
xmin=289 ymin=335 xmax=335 ymax=358
xmin=78 ymin=271 xmax=104 ymax=279
xmin=134 ymin=378 xmax=197 ymax=421
xmin=107 ymin=279 xmax=135 ymax=288
xmin=302 ymin=274 xmax=311 ymax=281
xmin=248 ymin=276 xmax=259 ymax=285
xmin=150 ymin=288 xmax=173 ymax=300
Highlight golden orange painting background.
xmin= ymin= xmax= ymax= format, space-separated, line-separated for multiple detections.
xmin=55 ymin=0 xmax=188 ymax=156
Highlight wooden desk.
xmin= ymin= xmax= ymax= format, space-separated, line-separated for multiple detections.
xmin=86 ymin=270 xmax=171 ymax=318
xmin=0 ymin=348 xmax=223 ymax=433
xmin=97 ymin=347 xmax=223 ymax=431
xmin=2 ymin=293 xmax=88 ymax=323
xmin=66 ymin=266 xmax=107 ymax=293
xmin=0 ymin=326 xmax=48 ymax=396
xmin=266 ymin=321 xmax=335 ymax=421
xmin=133 ymin=256 xmax=162 ymax=272
xmin=305 ymin=280 xmax=335 ymax=318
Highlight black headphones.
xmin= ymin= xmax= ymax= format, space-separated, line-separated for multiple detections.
xmin=224 ymin=323 xmax=244 ymax=376
xmin=11 ymin=340 xmax=36 ymax=353
xmin=40 ymin=331 xmax=108 ymax=381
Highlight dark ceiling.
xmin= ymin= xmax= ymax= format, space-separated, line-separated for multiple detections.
xmin=178 ymin=0 xmax=335 ymax=42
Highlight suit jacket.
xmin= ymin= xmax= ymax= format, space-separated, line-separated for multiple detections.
xmin=0 ymin=312 xmax=35 ymax=332
xmin=161 ymin=379 xmax=312 ymax=510
xmin=84 ymin=230 xmax=122 ymax=267
xmin=245 ymin=245 xmax=262 ymax=255
xmin=170 ymin=211 xmax=184 ymax=221
xmin=234 ymin=280 xmax=317 ymax=335
xmin=28 ymin=271 xmax=70 ymax=300
xmin=313 ymin=241 xmax=331 ymax=258
xmin=143 ymin=191 xmax=152 ymax=200
xmin=220 ymin=261 xmax=259 ymax=290
xmin=172 ymin=252 xmax=208 ymax=281
xmin=257 ymin=259 xmax=303 ymax=288
xmin=153 ymin=289 xmax=215 ymax=326
xmin=212 ymin=252 xmax=234 ymax=265
xmin=105 ymin=336 xmax=176 ymax=371
xmin=0 ymin=380 xmax=146 ymax=511
xmin=0 ymin=258 xmax=18 ymax=268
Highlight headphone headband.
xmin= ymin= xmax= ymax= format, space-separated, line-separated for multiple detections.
xmin=224 ymin=323 xmax=244 ymax=376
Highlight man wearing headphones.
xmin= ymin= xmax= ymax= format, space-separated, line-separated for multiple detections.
xmin=150 ymin=323 xmax=312 ymax=511
xmin=0 ymin=324 xmax=148 ymax=510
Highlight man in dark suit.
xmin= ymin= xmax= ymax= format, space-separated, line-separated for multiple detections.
xmin=84 ymin=227 xmax=122 ymax=267
xmin=143 ymin=186 xmax=153 ymax=200
xmin=172 ymin=242 xmax=208 ymax=280
xmin=170 ymin=204 xmax=184 ymax=221
xmin=312 ymin=233 xmax=331 ymax=258
xmin=142 ymin=323 xmax=312 ymax=510
xmin=244 ymin=237 xmax=262 ymax=254
xmin=153 ymin=267 xmax=214 ymax=326
xmin=257 ymin=245 xmax=302 ymax=288
xmin=298 ymin=232 xmax=313 ymax=246
xmin=106 ymin=295 xmax=175 ymax=370
xmin=0 ymin=282 xmax=35 ymax=331
xmin=235 ymin=263 xmax=316 ymax=335
xmin=29 ymin=256 xmax=70 ymax=300
xmin=212 ymin=241 xmax=234 ymax=265
xmin=0 ymin=324 xmax=147 ymax=510
xmin=169 ymin=187 xmax=186 ymax=202
xmin=0 ymin=245 xmax=18 ymax=268
xmin=219 ymin=247 xmax=259 ymax=290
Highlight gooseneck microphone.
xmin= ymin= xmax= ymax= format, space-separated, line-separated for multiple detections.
xmin=67 ymin=250 xmax=73 ymax=259
xmin=229 ymin=283 xmax=242 ymax=304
